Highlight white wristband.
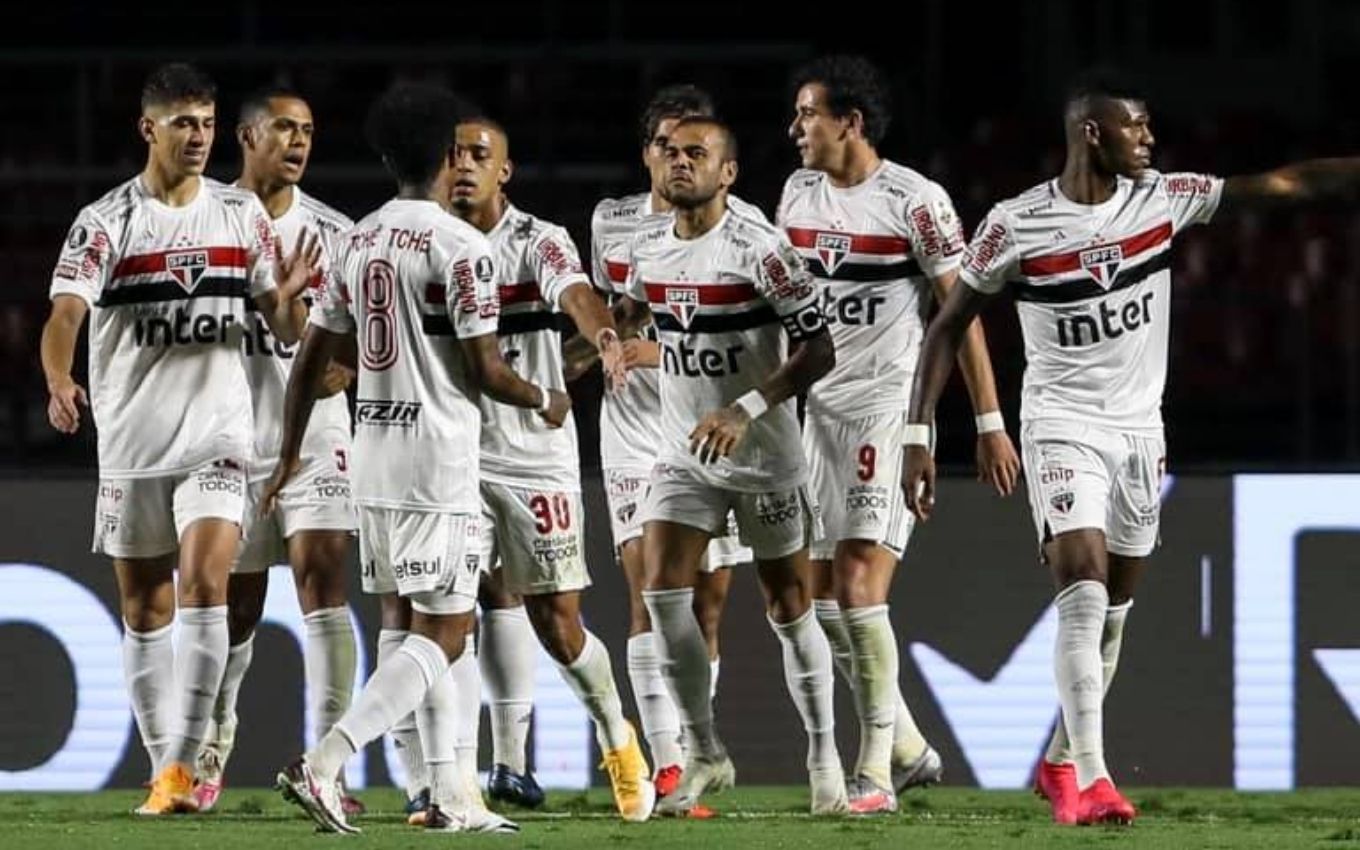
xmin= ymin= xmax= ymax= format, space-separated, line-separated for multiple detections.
xmin=903 ymin=423 xmax=932 ymax=447
xmin=734 ymin=389 xmax=768 ymax=420
xmin=975 ymin=411 xmax=1006 ymax=434
xmin=537 ymin=386 xmax=553 ymax=412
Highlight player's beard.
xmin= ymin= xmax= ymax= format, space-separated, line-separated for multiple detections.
xmin=661 ymin=181 xmax=715 ymax=210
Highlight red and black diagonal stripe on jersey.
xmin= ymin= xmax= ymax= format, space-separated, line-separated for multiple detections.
xmin=98 ymin=246 xmax=250 ymax=306
xmin=1010 ymin=221 xmax=1173 ymax=303
xmin=642 ymin=281 xmax=777 ymax=333
xmin=784 ymin=227 xmax=923 ymax=282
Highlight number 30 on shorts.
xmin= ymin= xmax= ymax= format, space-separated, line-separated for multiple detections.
xmin=529 ymin=493 xmax=572 ymax=534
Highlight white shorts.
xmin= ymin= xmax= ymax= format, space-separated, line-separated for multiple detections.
xmin=235 ymin=452 xmax=356 ymax=574
xmin=481 ymin=481 xmax=591 ymax=596
xmin=357 ymin=507 xmax=480 ymax=615
xmin=93 ymin=458 xmax=247 ymax=559
xmin=804 ymin=411 xmax=914 ymax=561
xmin=606 ymin=466 xmax=750 ymax=571
xmin=642 ymin=462 xmax=818 ymax=561
xmin=1021 ymin=421 xmax=1166 ymax=558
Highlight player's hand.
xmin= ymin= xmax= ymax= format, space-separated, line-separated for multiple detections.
xmin=902 ymin=445 xmax=936 ymax=521
xmin=259 ymin=456 xmax=302 ymax=518
xmin=620 ymin=338 xmax=660 ymax=368
xmin=976 ymin=430 xmax=1020 ymax=496
xmin=597 ymin=329 xmax=629 ymax=394
xmin=537 ymin=388 xmax=572 ymax=428
xmin=316 ymin=359 xmax=355 ymax=398
xmin=275 ymin=229 xmax=323 ymax=301
xmin=689 ymin=405 xmax=752 ymax=465
xmin=46 ymin=376 xmax=88 ymax=434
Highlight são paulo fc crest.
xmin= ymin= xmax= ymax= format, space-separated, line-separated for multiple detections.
xmin=166 ymin=250 xmax=209 ymax=293
xmin=666 ymin=287 xmax=700 ymax=329
xmin=1079 ymin=244 xmax=1123 ymax=289
xmin=815 ymin=233 xmax=851 ymax=275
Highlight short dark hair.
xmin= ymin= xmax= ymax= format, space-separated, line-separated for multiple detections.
xmin=141 ymin=63 xmax=216 ymax=112
xmin=1064 ymin=66 xmax=1150 ymax=118
xmin=365 ymin=81 xmax=469 ymax=186
xmin=790 ymin=55 xmax=892 ymax=146
xmin=238 ymin=85 xmax=307 ymax=127
xmin=670 ymin=116 xmax=739 ymax=163
xmin=639 ymin=84 xmax=716 ymax=146
xmin=458 ymin=114 xmax=510 ymax=144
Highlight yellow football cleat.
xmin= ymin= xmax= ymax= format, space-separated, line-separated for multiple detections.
xmin=600 ymin=723 xmax=657 ymax=822
xmin=135 ymin=762 xmax=198 ymax=816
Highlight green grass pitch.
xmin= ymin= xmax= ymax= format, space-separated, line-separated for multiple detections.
xmin=1 ymin=787 xmax=1356 ymax=849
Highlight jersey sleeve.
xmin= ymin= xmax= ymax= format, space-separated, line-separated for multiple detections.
xmin=754 ymin=232 xmax=826 ymax=342
xmin=49 ymin=208 xmax=112 ymax=306
xmin=1161 ymin=172 xmax=1224 ymax=234
xmin=588 ymin=204 xmax=616 ymax=296
xmin=959 ymin=205 xmax=1020 ymax=294
xmin=242 ymin=194 xmax=281 ymax=297
xmin=446 ymin=234 xmax=501 ymax=339
xmin=623 ymin=231 xmax=648 ymax=305
xmin=309 ymin=264 xmax=355 ymax=334
xmin=530 ymin=225 xmax=591 ymax=308
xmin=906 ymin=180 xmax=967 ymax=279
xmin=774 ymin=175 xmax=795 ymax=227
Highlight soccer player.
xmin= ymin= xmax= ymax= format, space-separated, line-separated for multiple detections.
xmin=191 ymin=86 xmax=361 ymax=814
xmin=571 ymin=85 xmax=754 ymax=798
xmin=39 ymin=62 xmax=321 ymax=815
xmin=778 ymin=55 xmax=1020 ymax=813
xmin=269 ymin=81 xmax=561 ymax=835
xmin=903 ymin=68 xmax=1360 ymax=826
xmin=619 ymin=116 xmax=847 ymax=815
xmin=446 ymin=115 xmax=656 ymax=822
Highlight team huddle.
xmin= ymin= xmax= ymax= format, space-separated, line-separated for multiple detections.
xmin=39 ymin=54 xmax=1360 ymax=833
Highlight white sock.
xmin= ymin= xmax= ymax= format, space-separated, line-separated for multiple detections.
xmin=418 ymin=665 xmax=461 ymax=810
xmin=710 ymin=656 xmax=721 ymax=703
xmin=627 ymin=632 xmax=683 ymax=768
xmin=210 ymin=635 xmax=255 ymax=754
xmin=1047 ymin=599 xmax=1133 ymax=764
xmin=558 ymin=630 xmax=631 ymax=751
xmin=813 ymin=599 xmax=855 ymax=686
xmin=480 ymin=607 xmax=536 ymax=774
xmin=449 ymin=636 xmax=483 ymax=805
xmin=122 ymin=622 xmax=177 ymax=773
xmin=312 ymin=632 xmax=449 ymax=782
xmin=845 ymin=605 xmax=907 ymax=789
xmin=769 ymin=607 xmax=839 ymax=772
xmin=378 ymin=628 xmax=428 ymax=796
xmin=1054 ymin=581 xmax=1111 ymax=789
xmin=165 ymin=605 xmax=229 ymax=768
xmin=304 ymin=607 xmax=357 ymax=744
xmin=644 ymin=588 xmax=721 ymax=759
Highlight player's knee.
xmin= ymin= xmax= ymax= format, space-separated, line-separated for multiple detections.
xmin=121 ymin=594 xmax=175 ymax=632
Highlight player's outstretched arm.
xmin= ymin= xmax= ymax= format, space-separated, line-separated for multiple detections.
xmin=261 ymin=323 xmax=342 ymax=514
xmin=40 ymin=294 xmax=90 ymax=435
xmin=562 ymin=294 xmax=652 ymax=381
xmin=1219 ymin=158 xmax=1360 ymax=215
xmin=689 ymin=326 xmax=835 ymax=465
xmin=904 ymin=283 xmax=998 ymax=520
xmin=461 ymin=333 xmax=571 ymax=428
xmin=930 ymin=269 xmax=1019 ymax=497
xmin=559 ymin=283 xmax=627 ymax=392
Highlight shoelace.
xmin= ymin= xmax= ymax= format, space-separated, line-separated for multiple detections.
xmin=601 ymin=751 xmax=640 ymax=796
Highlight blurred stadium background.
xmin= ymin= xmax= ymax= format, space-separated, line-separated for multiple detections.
xmin=2 ymin=0 xmax=1359 ymax=796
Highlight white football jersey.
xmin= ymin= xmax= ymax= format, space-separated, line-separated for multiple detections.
xmin=241 ymin=185 xmax=353 ymax=480
xmin=625 ymin=203 xmax=826 ymax=492
xmin=476 ymin=203 xmax=590 ymax=491
xmin=49 ymin=176 xmax=278 ymax=478
xmin=777 ymin=161 xmax=965 ymax=419
xmin=311 ymin=198 xmax=499 ymax=513
xmin=961 ymin=170 xmax=1222 ymax=431
xmin=592 ymin=192 xmax=767 ymax=471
